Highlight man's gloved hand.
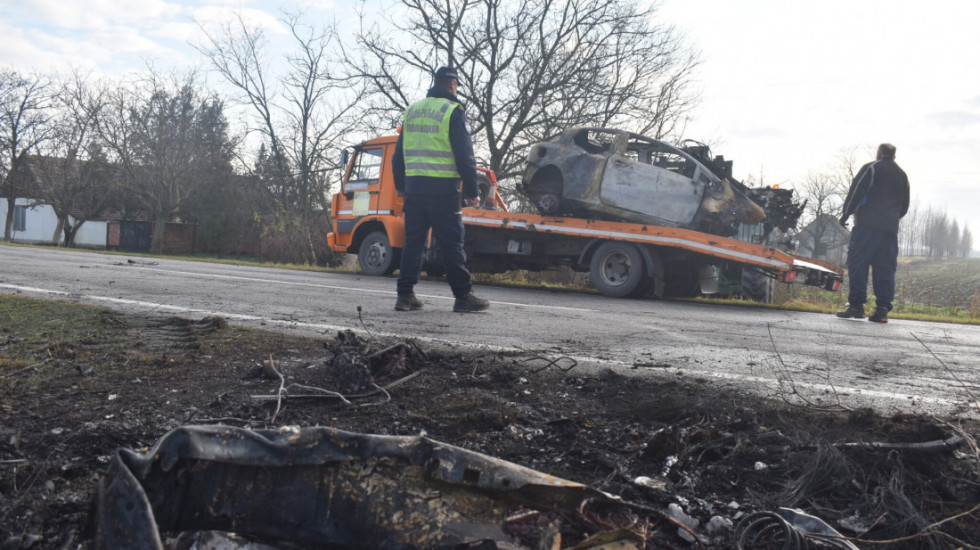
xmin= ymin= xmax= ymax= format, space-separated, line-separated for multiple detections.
xmin=839 ymin=215 xmax=849 ymax=228
xmin=464 ymin=196 xmax=481 ymax=208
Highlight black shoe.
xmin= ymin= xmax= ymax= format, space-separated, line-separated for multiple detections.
xmin=868 ymin=307 xmax=889 ymax=323
xmin=453 ymin=292 xmax=489 ymax=313
xmin=836 ymin=305 xmax=865 ymax=319
xmin=395 ymin=294 xmax=423 ymax=311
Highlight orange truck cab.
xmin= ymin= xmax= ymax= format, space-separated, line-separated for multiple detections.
xmin=328 ymin=135 xmax=843 ymax=299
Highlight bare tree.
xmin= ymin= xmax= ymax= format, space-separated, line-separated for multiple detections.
xmin=96 ymin=72 xmax=235 ymax=255
xmin=795 ymin=171 xmax=847 ymax=260
xmin=196 ymin=11 xmax=361 ymax=264
xmin=196 ymin=10 xmax=360 ymax=211
xmin=960 ymin=225 xmax=974 ymax=258
xmin=922 ymin=207 xmax=949 ymax=258
xmin=1 ymin=69 xmax=53 ymax=241
xmin=898 ymin=197 xmax=922 ymax=256
xmin=342 ymin=0 xmax=700 ymax=192
xmin=28 ymin=72 xmax=118 ymax=246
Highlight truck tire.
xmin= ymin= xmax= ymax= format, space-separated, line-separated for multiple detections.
xmin=590 ymin=241 xmax=647 ymax=298
xmin=358 ymin=231 xmax=400 ymax=276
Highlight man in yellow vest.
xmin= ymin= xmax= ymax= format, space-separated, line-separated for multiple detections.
xmin=392 ymin=66 xmax=490 ymax=313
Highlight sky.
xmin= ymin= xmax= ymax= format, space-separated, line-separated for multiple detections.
xmin=1 ymin=0 xmax=978 ymax=244
xmin=658 ymin=0 xmax=980 ymax=243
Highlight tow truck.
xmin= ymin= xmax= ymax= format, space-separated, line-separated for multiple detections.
xmin=327 ymin=134 xmax=843 ymax=299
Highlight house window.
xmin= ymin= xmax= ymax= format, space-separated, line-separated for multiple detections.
xmin=13 ymin=205 xmax=27 ymax=232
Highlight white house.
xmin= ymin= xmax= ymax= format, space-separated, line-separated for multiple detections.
xmin=0 ymin=198 xmax=108 ymax=248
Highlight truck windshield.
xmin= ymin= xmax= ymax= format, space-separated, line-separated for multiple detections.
xmin=344 ymin=147 xmax=384 ymax=191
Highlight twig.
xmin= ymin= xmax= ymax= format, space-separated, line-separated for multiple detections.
xmin=364 ymin=342 xmax=408 ymax=361
xmin=1 ymin=459 xmax=28 ymax=465
xmin=0 ymin=361 xmax=47 ymax=379
xmin=286 ymin=384 xmax=352 ymax=405
xmin=250 ymin=370 xmax=424 ymax=403
xmin=356 ymin=306 xmax=375 ymax=341
xmin=834 ymin=434 xmax=965 ymax=454
xmin=911 ymin=331 xmax=980 ymax=414
xmin=358 ymin=383 xmax=391 ymax=407
xmin=766 ymin=323 xmax=852 ymax=412
xmin=522 ymin=355 xmax=578 ymax=374
xmin=186 ymin=417 xmax=252 ymax=425
xmin=351 ymin=369 xmax=424 ymax=397
xmin=855 ymin=501 xmax=980 ymax=547
xmin=269 ymin=354 xmax=286 ymax=423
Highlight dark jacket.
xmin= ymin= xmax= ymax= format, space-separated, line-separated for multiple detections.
xmin=392 ymin=86 xmax=479 ymax=198
xmin=842 ymin=157 xmax=910 ymax=234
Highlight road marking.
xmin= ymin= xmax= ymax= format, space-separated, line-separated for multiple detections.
xmin=114 ymin=266 xmax=597 ymax=313
xmin=1 ymin=282 xmax=964 ymax=412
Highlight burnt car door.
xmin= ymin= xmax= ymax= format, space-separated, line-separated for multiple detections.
xmin=599 ymin=134 xmax=708 ymax=226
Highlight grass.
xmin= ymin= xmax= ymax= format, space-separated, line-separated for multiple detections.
xmin=0 ymin=295 xmax=120 ymax=390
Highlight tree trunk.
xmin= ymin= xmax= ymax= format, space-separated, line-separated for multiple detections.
xmin=53 ymin=216 xmax=65 ymax=245
xmin=64 ymin=220 xmax=83 ymax=248
xmin=151 ymin=218 xmax=167 ymax=255
xmin=3 ymin=197 xmax=15 ymax=242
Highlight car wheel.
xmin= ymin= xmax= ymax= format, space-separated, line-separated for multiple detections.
xmin=589 ymin=242 xmax=647 ymax=298
xmin=358 ymin=230 xmax=400 ymax=276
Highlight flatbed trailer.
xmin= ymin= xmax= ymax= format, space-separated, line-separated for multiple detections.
xmin=328 ymin=135 xmax=843 ymax=299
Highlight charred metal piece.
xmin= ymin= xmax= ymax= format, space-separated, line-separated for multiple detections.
xmin=97 ymin=425 xmax=618 ymax=549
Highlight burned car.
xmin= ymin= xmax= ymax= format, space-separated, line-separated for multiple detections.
xmin=519 ymin=128 xmax=800 ymax=238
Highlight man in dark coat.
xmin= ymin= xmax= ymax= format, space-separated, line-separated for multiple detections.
xmin=391 ymin=66 xmax=489 ymax=313
xmin=837 ymin=143 xmax=910 ymax=323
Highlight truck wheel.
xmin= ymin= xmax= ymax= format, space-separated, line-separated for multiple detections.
xmin=358 ymin=231 xmax=400 ymax=276
xmin=590 ymin=242 xmax=647 ymax=298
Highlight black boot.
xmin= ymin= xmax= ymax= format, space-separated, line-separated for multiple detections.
xmin=836 ymin=305 xmax=865 ymax=319
xmin=453 ymin=292 xmax=489 ymax=312
xmin=868 ymin=307 xmax=889 ymax=323
xmin=395 ymin=294 xmax=424 ymax=311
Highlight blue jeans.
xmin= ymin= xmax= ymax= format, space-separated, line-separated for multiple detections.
xmin=846 ymin=225 xmax=898 ymax=311
xmin=396 ymin=192 xmax=473 ymax=298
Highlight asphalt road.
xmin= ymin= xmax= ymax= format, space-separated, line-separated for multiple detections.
xmin=2 ymin=245 xmax=979 ymax=420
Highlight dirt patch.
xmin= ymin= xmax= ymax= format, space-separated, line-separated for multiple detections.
xmin=897 ymin=257 xmax=980 ymax=312
xmin=1 ymin=295 xmax=978 ymax=549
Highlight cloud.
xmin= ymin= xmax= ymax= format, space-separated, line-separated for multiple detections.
xmin=190 ymin=5 xmax=287 ymax=36
xmin=926 ymin=111 xmax=980 ymax=127
xmin=0 ymin=0 xmax=294 ymax=77
xmin=27 ymin=0 xmax=184 ymax=31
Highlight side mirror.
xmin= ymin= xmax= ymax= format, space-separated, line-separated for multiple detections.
xmin=341 ymin=149 xmax=350 ymax=170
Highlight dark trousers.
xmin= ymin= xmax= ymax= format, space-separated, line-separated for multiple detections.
xmin=846 ymin=225 xmax=898 ymax=311
xmin=396 ymin=192 xmax=473 ymax=298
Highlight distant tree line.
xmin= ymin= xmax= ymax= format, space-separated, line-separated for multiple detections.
xmin=899 ymin=203 xmax=973 ymax=258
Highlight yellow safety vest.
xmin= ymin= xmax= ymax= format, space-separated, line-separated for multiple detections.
xmin=403 ymin=97 xmax=461 ymax=179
